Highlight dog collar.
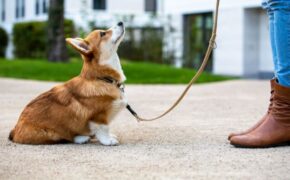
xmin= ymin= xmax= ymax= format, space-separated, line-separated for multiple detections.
xmin=97 ymin=76 xmax=125 ymax=92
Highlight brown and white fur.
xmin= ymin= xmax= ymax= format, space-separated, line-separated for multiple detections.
xmin=9 ymin=22 xmax=127 ymax=145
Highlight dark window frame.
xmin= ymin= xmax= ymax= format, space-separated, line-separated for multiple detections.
xmin=93 ymin=0 xmax=106 ymax=10
xmin=21 ymin=0 xmax=25 ymax=17
xmin=42 ymin=0 xmax=47 ymax=13
xmin=183 ymin=12 xmax=214 ymax=71
xmin=1 ymin=0 xmax=5 ymax=21
xmin=35 ymin=0 xmax=39 ymax=15
xmin=36 ymin=0 xmax=48 ymax=15
xmin=16 ymin=0 xmax=25 ymax=19
xmin=15 ymin=0 xmax=19 ymax=18
xmin=145 ymin=0 xmax=157 ymax=12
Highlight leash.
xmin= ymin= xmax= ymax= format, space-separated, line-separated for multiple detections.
xmin=126 ymin=0 xmax=221 ymax=122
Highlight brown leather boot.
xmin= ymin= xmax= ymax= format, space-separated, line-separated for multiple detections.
xmin=228 ymin=79 xmax=275 ymax=140
xmin=230 ymin=81 xmax=290 ymax=148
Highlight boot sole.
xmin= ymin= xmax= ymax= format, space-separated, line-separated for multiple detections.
xmin=230 ymin=141 xmax=290 ymax=149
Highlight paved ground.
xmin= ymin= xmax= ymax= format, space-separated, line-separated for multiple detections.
xmin=0 ymin=78 xmax=289 ymax=180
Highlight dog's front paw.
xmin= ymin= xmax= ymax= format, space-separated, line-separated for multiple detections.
xmin=99 ymin=135 xmax=119 ymax=146
xmin=73 ymin=136 xmax=90 ymax=144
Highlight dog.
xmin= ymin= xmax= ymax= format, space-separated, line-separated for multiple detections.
xmin=8 ymin=22 xmax=127 ymax=145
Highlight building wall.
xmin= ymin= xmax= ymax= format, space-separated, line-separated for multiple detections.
xmin=258 ymin=10 xmax=274 ymax=75
xmin=1 ymin=0 xmax=156 ymax=58
xmin=65 ymin=0 xmax=145 ymax=28
xmin=243 ymin=8 xmax=274 ymax=78
xmin=213 ymin=7 xmax=245 ymax=76
xmin=0 ymin=0 xmax=274 ymax=78
xmin=1 ymin=0 xmax=49 ymax=58
xmin=1 ymin=0 xmax=154 ymax=29
xmin=162 ymin=0 xmax=273 ymax=77
xmin=243 ymin=8 xmax=260 ymax=78
xmin=107 ymin=0 xmax=144 ymax=14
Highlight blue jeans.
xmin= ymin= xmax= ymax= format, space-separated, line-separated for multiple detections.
xmin=262 ymin=0 xmax=290 ymax=87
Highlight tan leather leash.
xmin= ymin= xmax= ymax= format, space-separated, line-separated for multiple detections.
xmin=126 ymin=0 xmax=221 ymax=122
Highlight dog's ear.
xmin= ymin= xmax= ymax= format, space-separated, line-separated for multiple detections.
xmin=66 ymin=38 xmax=92 ymax=56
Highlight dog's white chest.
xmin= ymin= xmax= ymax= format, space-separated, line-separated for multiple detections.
xmin=109 ymin=93 xmax=127 ymax=121
xmin=101 ymin=53 xmax=126 ymax=82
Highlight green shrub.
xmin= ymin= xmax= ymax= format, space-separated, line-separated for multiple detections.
xmin=0 ymin=27 xmax=8 ymax=57
xmin=118 ymin=27 xmax=167 ymax=64
xmin=13 ymin=20 xmax=75 ymax=59
xmin=86 ymin=25 xmax=174 ymax=64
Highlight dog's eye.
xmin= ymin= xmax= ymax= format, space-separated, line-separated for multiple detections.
xmin=100 ymin=32 xmax=106 ymax=37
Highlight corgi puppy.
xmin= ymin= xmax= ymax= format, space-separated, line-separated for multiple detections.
xmin=9 ymin=22 xmax=127 ymax=145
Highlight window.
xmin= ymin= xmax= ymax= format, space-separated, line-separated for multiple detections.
xmin=35 ymin=0 xmax=48 ymax=15
xmin=21 ymin=0 xmax=25 ymax=17
xmin=145 ymin=0 xmax=157 ymax=12
xmin=16 ymin=0 xmax=25 ymax=19
xmin=1 ymin=0 xmax=5 ymax=21
xmin=42 ymin=0 xmax=47 ymax=13
xmin=183 ymin=13 xmax=213 ymax=71
xmin=93 ymin=0 xmax=106 ymax=10
xmin=16 ymin=0 xmax=19 ymax=18
xmin=35 ymin=0 xmax=39 ymax=15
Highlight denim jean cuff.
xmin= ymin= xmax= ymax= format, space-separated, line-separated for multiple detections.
xmin=266 ymin=0 xmax=290 ymax=11
xmin=262 ymin=2 xmax=269 ymax=10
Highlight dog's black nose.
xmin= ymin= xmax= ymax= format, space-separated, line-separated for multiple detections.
xmin=117 ymin=22 xmax=123 ymax=26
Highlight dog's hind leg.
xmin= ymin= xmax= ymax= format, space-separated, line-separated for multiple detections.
xmin=8 ymin=129 xmax=15 ymax=141
xmin=11 ymin=123 xmax=67 ymax=144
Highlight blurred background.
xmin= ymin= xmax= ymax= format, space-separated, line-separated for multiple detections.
xmin=0 ymin=0 xmax=274 ymax=83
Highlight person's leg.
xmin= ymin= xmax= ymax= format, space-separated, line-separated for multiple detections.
xmin=272 ymin=1 xmax=290 ymax=87
xmin=228 ymin=80 xmax=275 ymax=140
xmin=228 ymin=1 xmax=277 ymax=140
xmin=230 ymin=80 xmax=290 ymax=148
xmin=229 ymin=0 xmax=290 ymax=147
xmin=268 ymin=8 xmax=279 ymax=77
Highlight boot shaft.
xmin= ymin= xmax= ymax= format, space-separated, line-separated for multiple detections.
xmin=272 ymin=81 xmax=290 ymax=123
xmin=268 ymin=79 xmax=276 ymax=113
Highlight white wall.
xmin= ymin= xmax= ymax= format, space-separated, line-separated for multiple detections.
xmin=24 ymin=0 xmax=35 ymax=21
xmin=243 ymin=8 xmax=274 ymax=77
xmin=259 ymin=10 xmax=274 ymax=73
xmin=163 ymin=0 xmax=217 ymax=14
xmin=2 ymin=0 xmax=16 ymax=58
xmin=162 ymin=13 xmax=183 ymax=67
xmin=213 ymin=8 xmax=244 ymax=76
xmin=5 ymin=0 xmax=15 ymax=23
xmin=0 ymin=0 xmax=274 ymax=78
xmin=162 ymin=0 xmax=273 ymax=77
xmin=65 ymin=0 xmax=161 ymax=29
xmin=243 ymin=8 xmax=260 ymax=78
xmin=163 ymin=0 xmax=261 ymax=15
xmin=107 ymin=0 xmax=144 ymax=14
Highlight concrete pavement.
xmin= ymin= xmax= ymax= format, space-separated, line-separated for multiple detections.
xmin=0 ymin=78 xmax=289 ymax=179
